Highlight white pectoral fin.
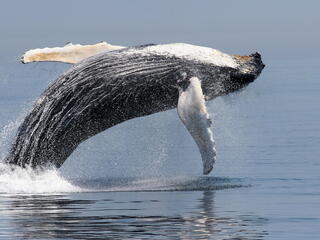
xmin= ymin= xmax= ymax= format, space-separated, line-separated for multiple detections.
xmin=177 ymin=77 xmax=216 ymax=175
xmin=21 ymin=42 xmax=126 ymax=64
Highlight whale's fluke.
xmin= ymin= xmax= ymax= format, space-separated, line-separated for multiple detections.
xmin=177 ymin=77 xmax=216 ymax=174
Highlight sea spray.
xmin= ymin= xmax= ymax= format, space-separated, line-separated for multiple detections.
xmin=0 ymin=119 xmax=21 ymax=160
xmin=0 ymin=116 xmax=81 ymax=194
xmin=0 ymin=163 xmax=81 ymax=194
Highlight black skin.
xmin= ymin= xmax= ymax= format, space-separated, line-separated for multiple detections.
xmin=6 ymin=45 xmax=264 ymax=168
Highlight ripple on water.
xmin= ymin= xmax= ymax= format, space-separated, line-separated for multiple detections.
xmin=0 ymin=191 xmax=268 ymax=240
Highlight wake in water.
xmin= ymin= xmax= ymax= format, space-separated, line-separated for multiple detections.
xmin=73 ymin=176 xmax=244 ymax=192
xmin=0 ymin=162 xmax=243 ymax=194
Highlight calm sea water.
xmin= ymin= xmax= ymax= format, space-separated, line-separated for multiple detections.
xmin=0 ymin=56 xmax=319 ymax=240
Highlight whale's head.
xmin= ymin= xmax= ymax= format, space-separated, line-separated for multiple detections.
xmin=189 ymin=49 xmax=265 ymax=101
xmin=126 ymin=44 xmax=264 ymax=101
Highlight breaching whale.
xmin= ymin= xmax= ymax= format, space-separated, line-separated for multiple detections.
xmin=6 ymin=42 xmax=264 ymax=174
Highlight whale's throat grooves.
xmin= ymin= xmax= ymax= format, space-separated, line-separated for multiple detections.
xmin=7 ymin=50 xmax=185 ymax=168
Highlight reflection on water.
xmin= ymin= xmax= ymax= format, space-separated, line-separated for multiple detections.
xmin=72 ymin=176 xmax=245 ymax=192
xmin=0 ymin=191 xmax=267 ymax=240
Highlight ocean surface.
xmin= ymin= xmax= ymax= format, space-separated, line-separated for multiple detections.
xmin=0 ymin=55 xmax=319 ymax=240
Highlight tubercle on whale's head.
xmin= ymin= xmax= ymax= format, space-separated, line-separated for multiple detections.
xmin=232 ymin=52 xmax=265 ymax=76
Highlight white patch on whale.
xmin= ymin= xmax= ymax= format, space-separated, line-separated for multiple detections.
xmin=138 ymin=43 xmax=238 ymax=68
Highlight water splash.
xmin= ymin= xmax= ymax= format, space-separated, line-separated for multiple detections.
xmin=0 ymin=163 xmax=81 ymax=194
xmin=0 ymin=117 xmax=243 ymax=194
xmin=0 ymin=116 xmax=81 ymax=194
xmin=0 ymin=119 xmax=21 ymax=160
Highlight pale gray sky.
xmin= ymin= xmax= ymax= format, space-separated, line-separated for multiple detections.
xmin=0 ymin=0 xmax=319 ymax=61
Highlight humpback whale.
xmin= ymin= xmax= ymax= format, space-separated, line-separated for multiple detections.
xmin=6 ymin=42 xmax=264 ymax=174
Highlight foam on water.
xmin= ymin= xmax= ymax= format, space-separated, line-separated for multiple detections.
xmin=0 ymin=118 xmax=81 ymax=194
xmin=0 ymin=123 xmax=241 ymax=194
xmin=0 ymin=113 xmax=241 ymax=194
xmin=0 ymin=163 xmax=81 ymax=194
xmin=0 ymin=161 xmax=242 ymax=194
xmin=0 ymin=126 xmax=241 ymax=194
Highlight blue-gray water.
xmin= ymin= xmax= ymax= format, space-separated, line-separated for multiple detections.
xmin=1 ymin=1 xmax=320 ymax=239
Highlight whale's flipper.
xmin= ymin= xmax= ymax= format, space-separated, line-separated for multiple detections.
xmin=177 ymin=77 xmax=216 ymax=175
xmin=21 ymin=42 xmax=125 ymax=64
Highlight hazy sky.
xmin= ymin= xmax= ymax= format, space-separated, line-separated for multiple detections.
xmin=0 ymin=0 xmax=319 ymax=61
